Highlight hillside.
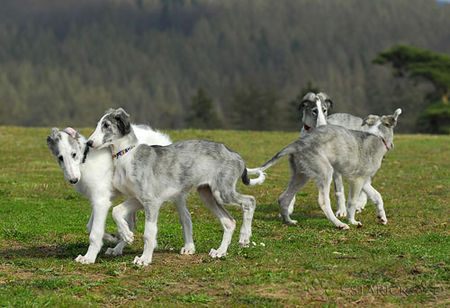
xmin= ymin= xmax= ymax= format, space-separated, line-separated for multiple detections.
xmin=0 ymin=0 xmax=449 ymax=132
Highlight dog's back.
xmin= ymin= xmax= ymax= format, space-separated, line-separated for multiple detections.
xmin=293 ymin=125 xmax=385 ymax=179
xmin=327 ymin=113 xmax=364 ymax=130
xmin=132 ymin=140 xmax=246 ymax=195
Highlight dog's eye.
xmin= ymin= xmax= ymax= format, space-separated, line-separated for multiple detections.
xmin=72 ymin=153 xmax=76 ymax=159
xmin=103 ymin=123 xmax=109 ymax=129
xmin=312 ymin=110 xmax=318 ymax=116
xmin=58 ymin=156 xmax=64 ymax=162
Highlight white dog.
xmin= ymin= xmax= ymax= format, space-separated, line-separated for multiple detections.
xmin=47 ymin=125 xmax=195 ymax=264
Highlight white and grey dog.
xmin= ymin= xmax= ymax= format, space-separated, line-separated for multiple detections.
xmin=291 ymin=92 xmax=392 ymax=223
xmin=87 ymin=108 xmax=264 ymax=266
xmin=47 ymin=124 xmax=196 ymax=264
xmin=251 ymin=109 xmax=402 ymax=229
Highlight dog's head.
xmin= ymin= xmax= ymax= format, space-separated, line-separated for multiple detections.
xmin=47 ymin=127 xmax=87 ymax=184
xmin=299 ymin=92 xmax=333 ymax=128
xmin=363 ymin=108 xmax=402 ymax=150
xmin=88 ymin=108 xmax=131 ymax=149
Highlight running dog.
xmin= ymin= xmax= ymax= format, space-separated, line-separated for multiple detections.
xmin=295 ymin=92 xmax=388 ymax=222
xmin=47 ymin=125 xmax=195 ymax=264
xmin=252 ymin=109 xmax=402 ymax=229
xmin=87 ymin=108 xmax=264 ymax=266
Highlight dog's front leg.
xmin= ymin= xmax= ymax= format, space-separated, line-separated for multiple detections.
xmin=106 ymin=198 xmax=141 ymax=256
xmin=362 ymin=183 xmax=387 ymax=225
xmin=133 ymin=200 xmax=162 ymax=266
xmin=346 ymin=179 xmax=366 ymax=227
xmin=173 ymin=195 xmax=195 ymax=255
xmin=75 ymin=199 xmax=111 ymax=264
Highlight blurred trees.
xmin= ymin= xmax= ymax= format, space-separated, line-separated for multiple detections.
xmin=186 ymin=88 xmax=222 ymax=129
xmin=0 ymin=0 xmax=449 ymax=132
xmin=374 ymin=45 xmax=450 ymax=133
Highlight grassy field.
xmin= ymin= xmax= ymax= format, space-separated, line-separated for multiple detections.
xmin=0 ymin=126 xmax=448 ymax=306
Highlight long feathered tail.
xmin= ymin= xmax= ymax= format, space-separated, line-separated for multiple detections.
xmin=245 ymin=143 xmax=298 ymax=185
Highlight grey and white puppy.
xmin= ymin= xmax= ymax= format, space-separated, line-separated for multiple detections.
xmin=87 ymin=108 xmax=263 ymax=266
xmin=253 ymin=109 xmax=402 ymax=229
xmin=297 ymin=92 xmax=388 ymax=220
xmin=47 ymin=125 xmax=196 ymax=264
xmin=326 ymin=113 xmax=384 ymax=217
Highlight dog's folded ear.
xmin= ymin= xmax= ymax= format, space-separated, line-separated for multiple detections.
xmin=299 ymin=92 xmax=315 ymax=111
xmin=47 ymin=127 xmax=59 ymax=146
xmin=63 ymin=127 xmax=79 ymax=139
xmin=112 ymin=108 xmax=131 ymax=135
xmin=362 ymin=115 xmax=380 ymax=126
xmin=381 ymin=115 xmax=397 ymax=128
xmin=318 ymin=92 xmax=333 ymax=110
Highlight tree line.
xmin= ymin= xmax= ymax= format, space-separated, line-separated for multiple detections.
xmin=0 ymin=0 xmax=449 ymax=132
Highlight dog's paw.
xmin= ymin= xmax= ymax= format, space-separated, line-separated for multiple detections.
xmin=75 ymin=255 xmax=95 ymax=264
xmin=377 ymin=215 xmax=388 ymax=225
xmin=349 ymin=219 xmax=362 ymax=227
xmin=133 ymin=256 xmax=152 ymax=266
xmin=180 ymin=244 xmax=195 ymax=255
xmin=282 ymin=215 xmax=298 ymax=224
xmin=335 ymin=209 xmax=347 ymax=218
xmin=336 ymin=223 xmax=350 ymax=230
xmin=238 ymin=239 xmax=250 ymax=248
xmin=103 ymin=233 xmax=120 ymax=244
xmin=119 ymin=229 xmax=134 ymax=244
xmin=105 ymin=247 xmax=123 ymax=256
xmin=209 ymin=248 xmax=227 ymax=258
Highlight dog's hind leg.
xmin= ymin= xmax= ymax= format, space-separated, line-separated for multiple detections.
xmin=333 ymin=172 xmax=347 ymax=218
xmin=346 ymin=178 xmax=366 ymax=227
xmin=198 ymin=186 xmax=236 ymax=258
xmin=278 ymin=169 xmax=309 ymax=224
xmin=315 ymin=167 xmax=349 ymax=230
xmin=221 ymin=190 xmax=256 ymax=248
xmin=75 ymin=198 xmax=111 ymax=264
xmin=362 ymin=183 xmax=387 ymax=225
xmin=173 ymin=194 xmax=195 ymax=255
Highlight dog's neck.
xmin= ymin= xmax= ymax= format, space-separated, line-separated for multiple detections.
xmin=109 ymin=129 xmax=138 ymax=156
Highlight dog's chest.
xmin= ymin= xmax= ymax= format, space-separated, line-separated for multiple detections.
xmin=112 ymin=160 xmax=137 ymax=196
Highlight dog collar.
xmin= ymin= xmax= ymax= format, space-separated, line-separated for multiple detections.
xmin=381 ymin=138 xmax=390 ymax=151
xmin=112 ymin=145 xmax=135 ymax=159
xmin=303 ymin=124 xmax=311 ymax=131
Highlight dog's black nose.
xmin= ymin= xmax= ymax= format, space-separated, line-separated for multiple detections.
xmin=87 ymin=140 xmax=93 ymax=147
xmin=69 ymin=178 xmax=79 ymax=184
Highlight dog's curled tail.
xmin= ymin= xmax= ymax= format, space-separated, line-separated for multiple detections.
xmin=243 ymin=168 xmax=266 ymax=186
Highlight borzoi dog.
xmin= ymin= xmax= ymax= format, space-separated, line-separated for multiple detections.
xmin=87 ymin=108 xmax=264 ymax=266
xmin=47 ymin=125 xmax=196 ymax=264
xmin=252 ymin=109 xmax=402 ymax=229
xmin=292 ymin=92 xmax=391 ymax=223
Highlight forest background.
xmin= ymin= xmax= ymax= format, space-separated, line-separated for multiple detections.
xmin=0 ymin=0 xmax=449 ymax=133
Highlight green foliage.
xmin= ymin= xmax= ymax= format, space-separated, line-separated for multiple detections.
xmin=0 ymin=126 xmax=449 ymax=306
xmin=373 ymin=45 xmax=450 ymax=100
xmin=185 ymin=88 xmax=222 ymax=129
xmin=374 ymin=45 xmax=450 ymax=133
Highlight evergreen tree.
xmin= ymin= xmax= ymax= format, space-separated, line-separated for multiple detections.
xmin=186 ymin=88 xmax=222 ymax=129
xmin=374 ymin=45 xmax=450 ymax=133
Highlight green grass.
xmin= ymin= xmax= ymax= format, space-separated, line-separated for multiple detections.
xmin=0 ymin=126 xmax=448 ymax=306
